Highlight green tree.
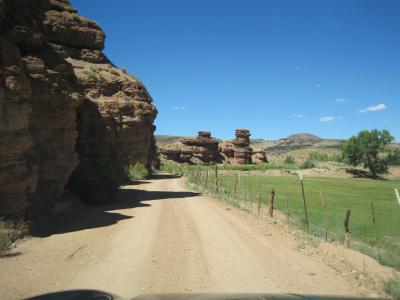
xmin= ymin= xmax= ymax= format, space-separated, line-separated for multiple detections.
xmin=342 ymin=129 xmax=394 ymax=177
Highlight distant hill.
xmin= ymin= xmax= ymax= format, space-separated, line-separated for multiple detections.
xmin=155 ymin=135 xmax=190 ymax=146
xmin=286 ymin=133 xmax=321 ymax=141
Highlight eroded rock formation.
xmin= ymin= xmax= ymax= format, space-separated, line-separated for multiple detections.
xmin=159 ymin=131 xmax=221 ymax=165
xmin=0 ymin=0 xmax=157 ymax=218
xmin=233 ymin=129 xmax=252 ymax=164
xmin=159 ymin=129 xmax=268 ymax=165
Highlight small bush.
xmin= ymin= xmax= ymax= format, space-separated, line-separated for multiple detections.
xmin=284 ymin=155 xmax=296 ymax=164
xmin=0 ymin=218 xmax=28 ymax=254
xmin=308 ymin=151 xmax=329 ymax=162
xmin=331 ymin=153 xmax=348 ymax=164
xmin=125 ymin=163 xmax=148 ymax=181
xmin=300 ymin=160 xmax=316 ymax=169
xmin=383 ymin=277 xmax=400 ymax=300
xmin=83 ymin=70 xmax=98 ymax=80
xmin=89 ymin=66 xmax=99 ymax=73
xmin=160 ymin=160 xmax=187 ymax=175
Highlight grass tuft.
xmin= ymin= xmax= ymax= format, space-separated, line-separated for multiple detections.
xmin=125 ymin=163 xmax=148 ymax=181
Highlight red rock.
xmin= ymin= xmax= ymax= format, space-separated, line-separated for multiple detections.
xmin=251 ymin=149 xmax=268 ymax=164
xmin=231 ymin=129 xmax=252 ymax=164
xmin=0 ymin=0 xmax=157 ymax=219
xmin=159 ymin=131 xmax=221 ymax=165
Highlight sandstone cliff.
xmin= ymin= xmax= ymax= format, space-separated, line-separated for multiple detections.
xmin=0 ymin=0 xmax=157 ymax=218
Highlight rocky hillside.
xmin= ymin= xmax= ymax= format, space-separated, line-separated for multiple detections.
xmin=0 ymin=0 xmax=157 ymax=219
xmin=264 ymin=135 xmax=343 ymax=155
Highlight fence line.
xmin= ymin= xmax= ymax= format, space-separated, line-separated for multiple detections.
xmin=161 ymin=162 xmax=400 ymax=270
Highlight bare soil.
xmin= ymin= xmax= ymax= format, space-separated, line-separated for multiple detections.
xmin=0 ymin=173 xmax=395 ymax=299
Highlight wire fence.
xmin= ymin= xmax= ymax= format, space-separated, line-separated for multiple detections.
xmin=161 ymin=162 xmax=400 ymax=270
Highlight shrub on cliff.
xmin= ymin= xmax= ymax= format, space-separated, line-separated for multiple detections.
xmin=125 ymin=163 xmax=148 ymax=181
xmin=0 ymin=219 xmax=28 ymax=254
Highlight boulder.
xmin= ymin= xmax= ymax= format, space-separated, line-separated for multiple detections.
xmin=43 ymin=10 xmax=105 ymax=50
xmin=251 ymin=149 xmax=268 ymax=164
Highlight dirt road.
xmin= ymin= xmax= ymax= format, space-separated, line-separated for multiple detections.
xmin=0 ymin=173 xmax=390 ymax=299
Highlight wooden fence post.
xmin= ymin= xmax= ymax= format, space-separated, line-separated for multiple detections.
xmin=233 ymin=173 xmax=238 ymax=200
xmin=257 ymin=193 xmax=262 ymax=218
xmin=269 ymin=188 xmax=275 ymax=218
xmin=370 ymin=201 xmax=382 ymax=260
xmin=320 ymin=191 xmax=328 ymax=242
xmin=344 ymin=209 xmax=351 ymax=248
xmin=205 ymin=169 xmax=209 ymax=189
xmin=299 ymin=172 xmax=309 ymax=232
xmin=214 ymin=165 xmax=218 ymax=192
xmin=285 ymin=186 xmax=289 ymax=212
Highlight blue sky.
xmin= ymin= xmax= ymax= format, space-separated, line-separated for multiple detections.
xmin=70 ymin=0 xmax=399 ymax=140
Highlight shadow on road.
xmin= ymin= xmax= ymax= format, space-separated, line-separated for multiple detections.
xmin=0 ymin=252 xmax=22 ymax=258
xmin=33 ymin=172 xmax=200 ymax=237
xmin=114 ymin=189 xmax=201 ymax=205
xmin=149 ymin=173 xmax=182 ymax=180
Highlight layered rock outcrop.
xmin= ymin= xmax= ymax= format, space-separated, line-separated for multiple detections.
xmin=0 ymin=0 xmax=157 ymax=218
xmin=159 ymin=131 xmax=221 ymax=165
xmin=220 ymin=129 xmax=253 ymax=164
xmin=159 ymin=129 xmax=267 ymax=165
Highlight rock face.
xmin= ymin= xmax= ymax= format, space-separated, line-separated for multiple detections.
xmin=220 ymin=129 xmax=252 ymax=165
xmin=159 ymin=131 xmax=221 ymax=165
xmin=229 ymin=129 xmax=253 ymax=164
xmin=219 ymin=142 xmax=234 ymax=164
xmin=180 ymin=131 xmax=220 ymax=164
xmin=251 ymin=149 xmax=268 ymax=164
xmin=0 ymin=0 xmax=157 ymax=218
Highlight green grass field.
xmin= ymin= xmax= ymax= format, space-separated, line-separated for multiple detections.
xmin=162 ymin=162 xmax=400 ymax=270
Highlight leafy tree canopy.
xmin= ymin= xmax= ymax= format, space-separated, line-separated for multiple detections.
xmin=342 ymin=129 xmax=394 ymax=177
